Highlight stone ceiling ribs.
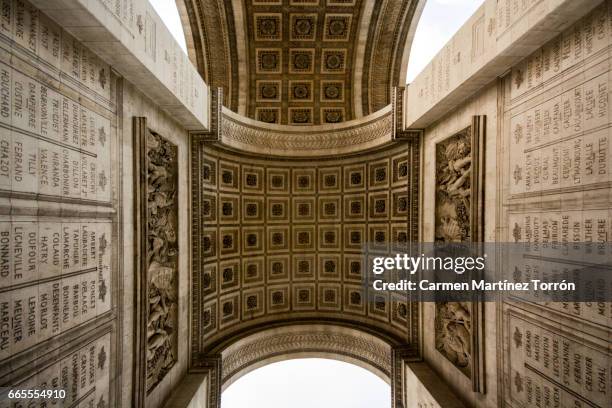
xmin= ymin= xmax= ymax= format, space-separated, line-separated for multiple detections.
xmin=179 ymin=0 xmax=424 ymax=125
xmin=363 ymin=0 xmax=421 ymax=115
xmin=179 ymin=0 xmax=241 ymax=111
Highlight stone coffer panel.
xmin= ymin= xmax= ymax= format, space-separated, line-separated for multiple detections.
xmin=191 ymin=141 xmax=420 ymax=359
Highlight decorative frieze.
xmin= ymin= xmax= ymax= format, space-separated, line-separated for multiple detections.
xmin=219 ymin=106 xmax=394 ymax=156
xmin=143 ymin=129 xmax=178 ymax=393
xmin=221 ymin=329 xmax=392 ymax=384
xmin=433 ymin=116 xmax=485 ymax=393
xmin=133 ymin=118 xmax=179 ymax=400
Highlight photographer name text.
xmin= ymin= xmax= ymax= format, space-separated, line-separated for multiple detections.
xmin=371 ymin=279 xmax=576 ymax=291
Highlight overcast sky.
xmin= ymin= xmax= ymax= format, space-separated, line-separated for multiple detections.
xmin=149 ymin=0 xmax=188 ymax=51
xmin=221 ymin=358 xmax=390 ymax=408
xmin=406 ymin=0 xmax=484 ymax=82
xmin=149 ymin=0 xmax=483 ymax=406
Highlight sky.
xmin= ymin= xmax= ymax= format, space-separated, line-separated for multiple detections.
xmin=406 ymin=0 xmax=485 ymax=82
xmin=149 ymin=1 xmax=482 ymax=406
xmin=149 ymin=0 xmax=188 ymax=52
xmin=221 ymin=358 xmax=391 ymax=408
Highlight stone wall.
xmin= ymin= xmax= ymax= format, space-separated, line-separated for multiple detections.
xmin=0 ymin=0 xmax=117 ymax=406
xmin=421 ymin=83 xmax=499 ymax=408
xmin=121 ymin=83 xmax=191 ymax=408
xmin=417 ymin=1 xmax=612 ymax=407
xmin=0 ymin=1 xmax=193 ymax=407
xmin=501 ymin=2 xmax=611 ymax=407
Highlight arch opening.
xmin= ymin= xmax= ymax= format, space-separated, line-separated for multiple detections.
xmin=178 ymin=0 xmax=428 ymax=121
xmin=218 ymin=324 xmax=396 ymax=393
xmin=150 ymin=0 xmax=188 ymax=53
xmin=221 ymin=358 xmax=391 ymax=408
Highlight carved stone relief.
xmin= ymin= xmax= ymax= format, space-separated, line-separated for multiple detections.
xmin=434 ymin=302 xmax=472 ymax=376
xmin=434 ymin=127 xmax=473 ymax=243
xmin=145 ymin=129 xmax=179 ymax=392
xmin=220 ymin=326 xmax=394 ymax=387
xmin=134 ymin=118 xmax=179 ymax=396
xmin=219 ymin=106 xmax=394 ymax=156
xmin=433 ymin=117 xmax=485 ymax=393
xmin=434 ymin=126 xmax=474 ymax=377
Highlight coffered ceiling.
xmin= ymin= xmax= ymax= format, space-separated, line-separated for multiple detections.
xmin=178 ymin=0 xmax=423 ymax=125
xmin=190 ymin=141 xmax=421 ymax=356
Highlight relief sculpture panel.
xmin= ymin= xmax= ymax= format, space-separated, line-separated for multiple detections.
xmin=433 ymin=117 xmax=485 ymax=392
xmin=435 ymin=126 xmax=473 ymax=243
xmin=434 ymin=301 xmax=473 ymax=376
xmin=135 ymin=120 xmax=179 ymax=395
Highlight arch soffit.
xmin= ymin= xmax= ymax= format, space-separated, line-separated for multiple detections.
xmin=178 ymin=0 xmax=426 ymax=123
xmin=219 ymin=324 xmax=394 ymax=391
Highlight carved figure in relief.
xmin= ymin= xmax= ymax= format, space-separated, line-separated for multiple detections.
xmin=435 ymin=302 xmax=471 ymax=373
xmin=145 ymin=131 xmax=179 ymax=393
xmin=434 ymin=128 xmax=474 ymax=377
xmin=435 ymin=129 xmax=472 ymax=243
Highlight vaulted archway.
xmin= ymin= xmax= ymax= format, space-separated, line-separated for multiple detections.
xmin=177 ymin=0 xmax=425 ymax=123
xmin=221 ymin=357 xmax=391 ymax=407
xmin=192 ymin=323 xmax=416 ymax=407
xmin=189 ymin=96 xmax=421 ymax=407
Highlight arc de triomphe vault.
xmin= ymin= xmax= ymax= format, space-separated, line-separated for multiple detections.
xmin=0 ymin=0 xmax=610 ymax=407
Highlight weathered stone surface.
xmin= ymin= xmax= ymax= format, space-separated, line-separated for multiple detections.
xmin=0 ymin=1 xmax=609 ymax=408
xmin=0 ymin=2 xmax=118 ymax=406
xmin=143 ymin=130 xmax=179 ymax=394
